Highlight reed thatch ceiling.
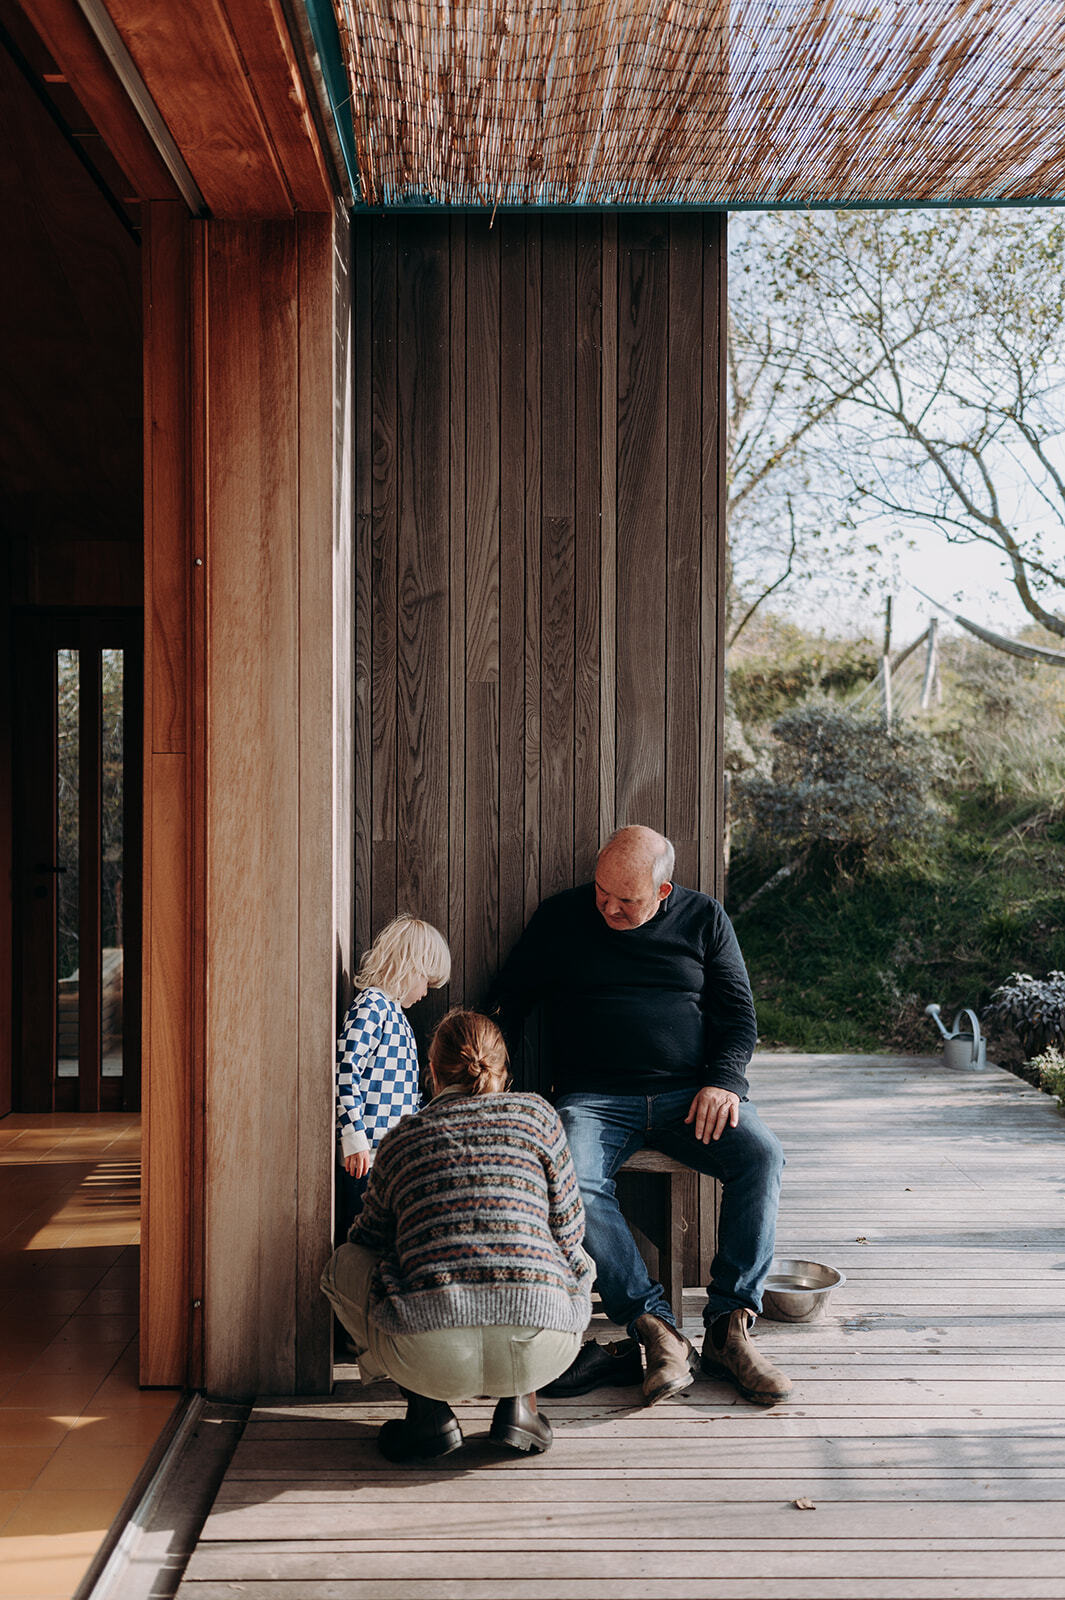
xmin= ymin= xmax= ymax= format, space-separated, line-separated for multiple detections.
xmin=331 ymin=0 xmax=1065 ymax=209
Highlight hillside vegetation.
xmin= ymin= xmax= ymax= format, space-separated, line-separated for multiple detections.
xmin=725 ymin=615 xmax=1065 ymax=1066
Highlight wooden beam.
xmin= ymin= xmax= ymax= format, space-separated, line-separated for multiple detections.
xmin=700 ymin=212 xmax=727 ymax=900
xmin=101 ymin=0 xmax=333 ymax=216
xmin=294 ymin=210 xmax=339 ymax=1394
xmin=215 ymin=0 xmax=334 ymax=213
xmin=18 ymin=0 xmax=182 ymax=199
xmin=140 ymin=201 xmax=197 ymax=1386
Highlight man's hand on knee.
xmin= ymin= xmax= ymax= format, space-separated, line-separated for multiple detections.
xmin=685 ymin=1086 xmax=740 ymax=1142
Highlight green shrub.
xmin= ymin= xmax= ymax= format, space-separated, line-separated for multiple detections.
xmin=735 ymin=702 xmax=943 ymax=870
xmin=1027 ymin=1047 xmax=1065 ymax=1114
xmin=729 ymin=648 xmax=879 ymax=724
xmin=984 ymin=971 xmax=1065 ymax=1057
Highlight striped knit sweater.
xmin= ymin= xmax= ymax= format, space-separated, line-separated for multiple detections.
xmin=349 ymin=1089 xmax=592 ymax=1337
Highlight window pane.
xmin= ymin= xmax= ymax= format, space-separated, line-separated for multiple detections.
xmin=56 ymin=649 xmax=79 ymax=1079
xmin=101 ymin=650 xmax=124 ymax=1078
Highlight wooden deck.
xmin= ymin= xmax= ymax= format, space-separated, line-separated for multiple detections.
xmin=177 ymin=1057 xmax=1065 ymax=1598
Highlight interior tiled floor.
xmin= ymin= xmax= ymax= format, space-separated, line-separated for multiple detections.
xmin=0 ymin=1113 xmax=182 ymax=1600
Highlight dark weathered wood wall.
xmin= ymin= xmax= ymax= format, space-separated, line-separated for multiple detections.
xmin=354 ymin=212 xmax=727 ymax=1069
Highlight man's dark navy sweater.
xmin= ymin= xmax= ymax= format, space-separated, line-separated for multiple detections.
xmin=492 ymin=883 xmax=757 ymax=1099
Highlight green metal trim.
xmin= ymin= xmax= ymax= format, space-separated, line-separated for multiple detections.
xmin=351 ymin=193 xmax=1065 ymax=215
xmin=300 ymin=0 xmax=360 ymax=200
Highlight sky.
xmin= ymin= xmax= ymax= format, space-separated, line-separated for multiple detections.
xmin=814 ymin=522 xmax=1044 ymax=648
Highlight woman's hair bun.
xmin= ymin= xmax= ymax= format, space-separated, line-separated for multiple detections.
xmin=430 ymin=1009 xmax=509 ymax=1094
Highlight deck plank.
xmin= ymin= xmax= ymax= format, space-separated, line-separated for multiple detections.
xmin=176 ymin=1059 xmax=1065 ymax=1597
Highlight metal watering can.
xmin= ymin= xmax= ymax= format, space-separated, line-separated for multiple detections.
xmin=924 ymin=1004 xmax=987 ymax=1070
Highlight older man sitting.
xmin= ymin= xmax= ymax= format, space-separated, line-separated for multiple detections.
xmin=491 ymin=824 xmax=791 ymax=1407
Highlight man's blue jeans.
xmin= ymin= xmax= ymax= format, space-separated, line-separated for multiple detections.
xmin=558 ymin=1089 xmax=784 ymax=1335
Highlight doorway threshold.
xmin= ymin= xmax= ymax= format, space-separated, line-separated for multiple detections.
xmin=76 ymin=1395 xmax=249 ymax=1600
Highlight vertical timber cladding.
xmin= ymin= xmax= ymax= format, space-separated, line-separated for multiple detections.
xmin=198 ymin=214 xmax=344 ymax=1400
xmin=354 ymin=211 xmax=728 ymax=1067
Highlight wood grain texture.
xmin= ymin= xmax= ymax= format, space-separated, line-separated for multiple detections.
xmin=187 ymin=220 xmax=209 ymax=1390
xmin=140 ymin=753 xmax=191 ymax=1384
xmin=539 ymin=215 xmax=576 ymax=902
xmin=332 ymin=208 xmax=355 ymax=1023
xmin=294 ymin=212 xmax=337 ymax=1395
xmin=616 ymin=1149 xmax=712 ymax=1321
xmin=178 ymin=1059 xmax=1065 ymax=1598
xmin=497 ymin=219 xmax=527 ymax=964
xmin=353 ymin=214 xmax=727 ymax=972
xmin=446 ymin=217 xmax=467 ymax=1007
xmin=369 ymin=218 xmax=398 ymax=931
xmin=122 ymin=632 xmax=144 ymax=1113
xmin=616 ymin=215 xmax=668 ymax=831
xmin=144 ymin=203 xmax=190 ymax=755
xmin=18 ymin=0 xmax=181 ymax=199
xmin=141 ymin=200 xmax=196 ymax=1385
xmin=666 ymin=215 xmax=704 ymax=890
xmin=462 ymin=222 xmax=500 ymax=1001
xmin=101 ymin=0 xmax=330 ymax=216
xmin=395 ymin=218 xmax=450 ymax=945
xmin=700 ymin=214 xmax=727 ymax=898
xmin=598 ymin=214 xmax=618 ymax=848
xmin=353 ymin=212 xmax=726 ymax=1026
xmin=352 ymin=222 xmax=373 ymax=986
xmin=204 ymin=221 xmax=301 ymax=1399
xmin=573 ymin=214 xmax=602 ymax=884
xmin=521 ymin=218 xmax=543 ymax=931
xmin=210 ymin=0 xmax=333 ymax=210
xmin=351 ymin=212 xmax=728 ymax=1284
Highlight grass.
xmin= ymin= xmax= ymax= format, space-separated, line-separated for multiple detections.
xmin=729 ymin=798 xmax=1065 ymax=1056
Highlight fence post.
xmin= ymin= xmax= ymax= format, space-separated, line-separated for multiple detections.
xmin=879 ymin=654 xmax=893 ymax=727
xmin=920 ymin=616 xmax=940 ymax=710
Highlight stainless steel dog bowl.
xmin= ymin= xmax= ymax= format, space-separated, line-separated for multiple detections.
xmin=760 ymin=1258 xmax=845 ymax=1323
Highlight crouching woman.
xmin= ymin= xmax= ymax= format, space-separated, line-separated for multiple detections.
xmin=321 ymin=1008 xmax=592 ymax=1462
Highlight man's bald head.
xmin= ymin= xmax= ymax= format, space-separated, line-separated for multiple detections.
xmin=594 ymin=826 xmax=675 ymax=930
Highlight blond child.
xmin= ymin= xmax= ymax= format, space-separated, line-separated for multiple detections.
xmin=336 ymin=914 xmax=450 ymax=1235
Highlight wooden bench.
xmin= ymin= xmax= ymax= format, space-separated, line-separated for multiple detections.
xmin=616 ymin=1150 xmax=721 ymax=1324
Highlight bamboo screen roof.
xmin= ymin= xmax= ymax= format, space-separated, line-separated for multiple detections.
xmin=330 ymin=0 xmax=1065 ymax=208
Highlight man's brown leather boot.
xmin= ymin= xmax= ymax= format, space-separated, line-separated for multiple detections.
xmin=633 ymin=1313 xmax=695 ymax=1405
xmin=700 ymin=1308 xmax=792 ymax=1405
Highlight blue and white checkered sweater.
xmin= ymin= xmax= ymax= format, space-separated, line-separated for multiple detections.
xmin=335 ymin=988 xmax=421 ymax=1160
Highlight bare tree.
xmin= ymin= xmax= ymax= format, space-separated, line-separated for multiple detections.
xmin=728 ymin=207 xmax=1065 ymax=641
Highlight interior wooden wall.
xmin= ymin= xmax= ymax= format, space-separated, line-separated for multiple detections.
xmin=0 ymin=19 xmax=142 ymax=1120
xmin=354 ymin=213 xmax=727 ymax=1072
xmin=0 ymin=31 xmax=141 ymax=601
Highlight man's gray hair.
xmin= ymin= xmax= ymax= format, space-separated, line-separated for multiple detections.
xmin=650 ymin=835 xmax=675 ymax=890
xmin=601 ymin=826 xmax=675 ymax=890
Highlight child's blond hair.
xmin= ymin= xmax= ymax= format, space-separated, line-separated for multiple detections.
xmin=354 ymin=913 xmax=451 ymax=999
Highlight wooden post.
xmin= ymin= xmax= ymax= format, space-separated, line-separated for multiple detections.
xmin=920 ymin=616 xmax=940 ymax=710
xmin=201 ymin=213 xmax=347 ymax=1400
xmin=141 ymin=201 xmax=198 ymax=1387
xmin=879 ymin=654 xmax=893 ymax=728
